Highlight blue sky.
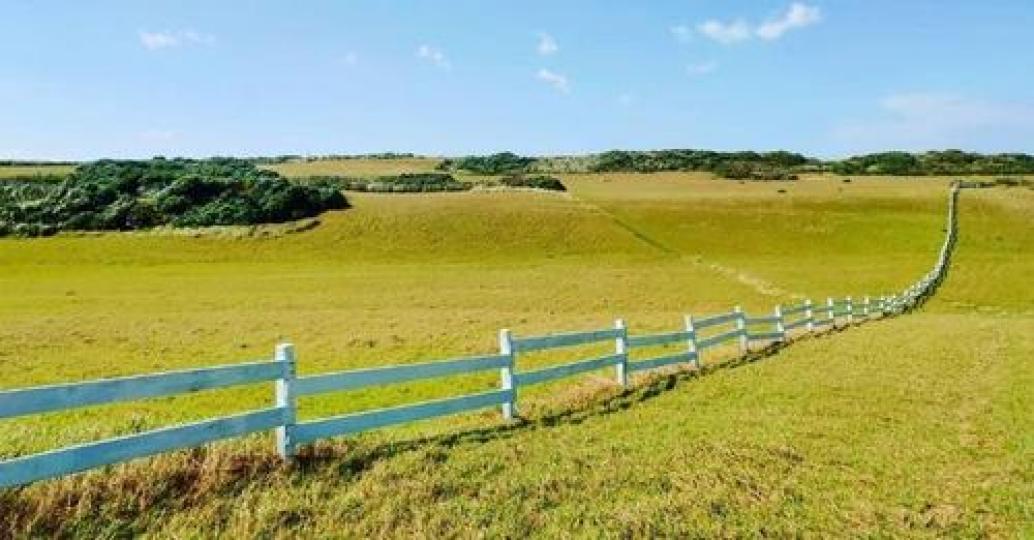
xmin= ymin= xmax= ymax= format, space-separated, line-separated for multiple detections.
xmin=2 ymin=1 xmax=1033 ymax=159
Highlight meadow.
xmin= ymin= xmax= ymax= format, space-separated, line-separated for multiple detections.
xmin=0 ymin=164 xmax=74 ymax=178
xmin=0 ymin=166 xmax=1030 ymax=536
xmin=262 ymin=157 xmax=442 ymax=178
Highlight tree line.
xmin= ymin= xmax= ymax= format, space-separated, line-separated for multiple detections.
xmin=435 ymin=149 xmax=1034 ymax=178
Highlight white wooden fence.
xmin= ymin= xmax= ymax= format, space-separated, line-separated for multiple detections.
xmin=0 ymin=184 xmax=960 ymax=489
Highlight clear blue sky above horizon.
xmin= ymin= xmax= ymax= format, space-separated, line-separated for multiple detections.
xmin=3 ymin=1 xmax=1033 ymax=160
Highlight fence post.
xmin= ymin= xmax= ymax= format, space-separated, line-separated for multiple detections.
xmin=734 ymin=306 xmax=747 ymax=354
xmin=684 ymin=314 xmax=700 ymax=369
xmin=826 ymin=297 xmax=835 ymax=328
xmin=614 ymin=318 xmax=629 ymax=388
xmin=774 ymin=305 xmax=785 ymax=342
xmin=499 ymin=329 xmax=516 ymax=421
xmin=863 ymin=296 xmax=871 ymax=318
xmin=846 ymin=296 xmax=854 ymax=324
xmin=805 ymin=299 xmax=814 ymax=332
xmin=275 ymin=342 xmax=297 ymax=461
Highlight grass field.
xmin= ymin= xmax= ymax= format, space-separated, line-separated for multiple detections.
xmin=0 ymin=173 xmax=1030 ymax=536
xmin=0 ymin=164 xmax=75 ymax=178
xmin=263 ymin=157 xmax=442 ymax=178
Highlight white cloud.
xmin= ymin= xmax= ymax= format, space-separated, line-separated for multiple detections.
xmin=697 ymin=19 xmax=752 ymax=45
xmin=139 ymin=29 xmax=214 ymax=50
xmin=833 ymin=93 xmax=1034 ymax=151
xmin=536 ymin=68 xmax=570 ymax=94
xmin=756 ymin=2 xmax=821 ymax=40
xmin=670 ymin=25 xmax=693 ymax=43
xmin=537 ymin=33 xmax=558 ymax=56
xmin=687 ymin=61 xmax=718 ymax=76
xmin=695 ymin=3 xmax=820 ymax=45
xmin=416 ymin=44 xmax=450 ymax=69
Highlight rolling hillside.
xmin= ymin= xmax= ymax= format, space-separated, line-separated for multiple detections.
xmin=0 ymin=176 xmax=1030 ymax=536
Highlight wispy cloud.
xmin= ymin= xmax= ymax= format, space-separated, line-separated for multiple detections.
xmin=536 ymin=68 xmax=570 ymax=94
xmin=756 ymin=3 xmax=821 ymax=40
xmin=696 ymin=3 xmax=820 ymax=45
xmin=833 ymin=92 xmax=1034 ymax=151
xmin=537 ymin=33 xmax=558 ymax=56
xmin=697 ymin=19 xmax=752 ymax=45
xmin=138 ymin=29 xmax=214 ymax=50
xmin=687 ymin=61 xmax=718 ymax=76
xmin=416 ymin=44 xmax=450 ymax=69
xmin=669 ymin=24 xmax=693 ymax=43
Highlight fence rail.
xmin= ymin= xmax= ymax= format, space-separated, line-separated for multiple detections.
xmin=0 ymin=184 xmax=960 ymax=489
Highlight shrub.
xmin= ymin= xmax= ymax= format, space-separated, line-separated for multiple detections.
xmin=0 ymin=158 xmax=348 ymax=237
xmin=437 ymin=152 xmax=536 ymax=175
xmin=500 ymin=175 xmax=566 ymax=191
xmin=295 ymin=173 xmax=470 ymax=193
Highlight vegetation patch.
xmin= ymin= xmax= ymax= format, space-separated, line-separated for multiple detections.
xmin=437 ymin=152 xmax=537 ymax=175
xmin=829 ymin=150 xmax=1034 ymax=175
xmin=298 ymin=172 xmax=471 ymax=193
xmin=0 ymin=158 xmax=347 ymax=237
xmin=499 ymin=174 xmax=566 ymax=191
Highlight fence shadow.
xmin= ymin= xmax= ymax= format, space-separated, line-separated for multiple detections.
xmin=291 ymin=320 xmax=871 ymax=480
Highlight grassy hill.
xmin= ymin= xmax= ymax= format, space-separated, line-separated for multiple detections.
xmin=0 ymin=174 xmax=1030 ymax=536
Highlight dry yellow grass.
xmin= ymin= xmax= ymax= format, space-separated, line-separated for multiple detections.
xmin=263 ymin=157 xmax=442 ymax=178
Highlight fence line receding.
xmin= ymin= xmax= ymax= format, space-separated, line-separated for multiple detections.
xmin=0 ymin=184 xmax=961 ymax=489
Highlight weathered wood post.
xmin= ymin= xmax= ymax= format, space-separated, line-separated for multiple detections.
xmin=846 ymin=296 xmax=854 ymax=324
xmin=805 ymin=299 xmax=814 ymax=332
xmin=614 ymin=318 xmax=629 ymax=388
xmin=774 ymin=305 xmax=785 ymax=342
xmin=499 ymin=329 xmax=516 ymax=420
xmin=734 ymin=306 xmax=747 ymax=354
xmin=684 ymin=314 xmax=700 ymax=369
xmin=275 ymin=342 xmax=297 ymax=461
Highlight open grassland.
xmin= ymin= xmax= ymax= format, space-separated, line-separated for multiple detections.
xmin=263 ymin=157 xmax=442 ymax=178
xmin=0 ymin=164 xmax=74 ymax=178
xmin=1 ymin=174 xmax=1030 ymax=536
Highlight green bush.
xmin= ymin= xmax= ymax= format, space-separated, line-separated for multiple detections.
xmin=0 ymin=158 xmax=348 ymax=237
xmin=829 ymin=150 xmax=1034 ymax=175
xmin=500 ymin=175 xmax=566 ymax=191
xmin=296 ymin=173 xmax=470 ymax=193
xmin=437 ymin=152 xmax=536 ymax=175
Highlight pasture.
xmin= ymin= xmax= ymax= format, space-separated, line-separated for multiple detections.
xmin=0 ymin=164 xmax=74 ymax=178
xmin=0 ymin=169 xmax=1030 ymax=536
xmin=263 ymin=157 xmax=442 ymax=178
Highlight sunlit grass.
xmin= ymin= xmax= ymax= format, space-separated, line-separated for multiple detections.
xmin=1 ymin=173 xmax=1030 ymax=536
xmin=263 ymin=157 xmax=442 ymax=178
xmin=0 ymin=165 xmax=74 ymax=178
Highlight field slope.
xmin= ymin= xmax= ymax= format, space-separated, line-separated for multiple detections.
xmin=0 ymin=177 xmax=1030 ymax=536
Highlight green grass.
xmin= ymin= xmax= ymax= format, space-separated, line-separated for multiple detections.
xmin=263 ymin=157 xmax=443 ymax=178
xmin=0 ymin=164 xmax=74 ymax=178
xmin=0 ymin=174 xmax=1030 ymax=536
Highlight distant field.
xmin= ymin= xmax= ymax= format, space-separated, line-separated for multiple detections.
xmin=1 ymin=173 xmax=1030 ymax=536
xmin=0 ymin=164 xmax=74 ymax=178
xmin=263 ymin=157 xmax=442 ymax=178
